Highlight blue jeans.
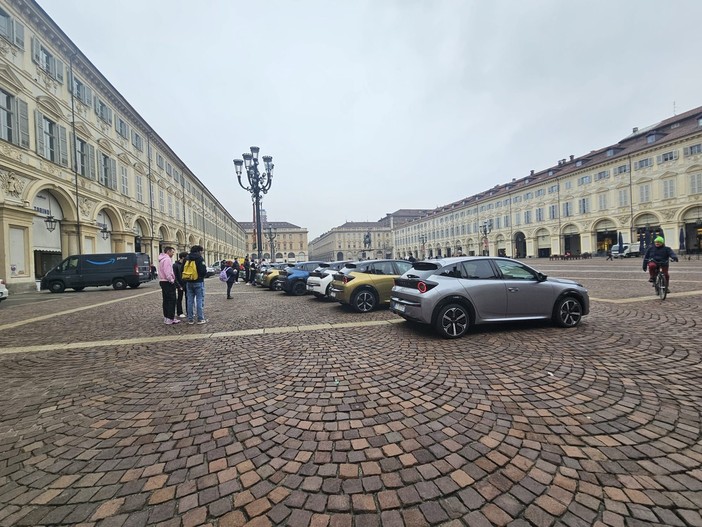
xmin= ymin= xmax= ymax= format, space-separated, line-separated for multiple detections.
xmin=186 ymin=281 xmax=205 ymax=321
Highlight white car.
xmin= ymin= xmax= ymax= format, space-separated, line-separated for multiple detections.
xmin=0 ymin=278 xmax=8 ymax=303
xmin=306 ymin=261 xmax=351 ymax=298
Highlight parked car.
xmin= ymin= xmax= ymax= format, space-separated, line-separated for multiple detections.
xmin=260 ymin=263 xmax=292 ymax=290
xmin=390 ymin=256 xmax=589 ymax=339
xmin=279 ymin=261 xmax=325 ymax=296
xmin=0 ymin=278 xmax=8 ymax=302
xmin=329 ymin=259 xmax=413 ymax=312
xmin=205 ymin=264 xmax=217 ymax=278
xmin=40 ymin=253 xmax=152 ymax=293
xmin=306 ymin=261 xmax=352 ymax=298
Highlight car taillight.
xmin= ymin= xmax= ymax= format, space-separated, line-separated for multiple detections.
xmin=343 ymin=276 xmax=354 ymax=284
xmin=134 ymin=265 xmax=139 ymax=274
xmin=417 ymin=281 xmax=428 ymax=293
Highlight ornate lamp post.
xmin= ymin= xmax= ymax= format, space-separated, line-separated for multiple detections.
xmin=480 ymin=220 xmax=492 ymax=256
xmin=419 ymin=234 xmax=427 ymax=259
xmin=234 ymin=147 xmax=274 ymax=261
xmin=265 ymin=225 xmax=278 ymax=262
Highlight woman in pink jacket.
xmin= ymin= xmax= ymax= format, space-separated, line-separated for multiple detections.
xmin=158 ymin=247 xmax=180 ymax=325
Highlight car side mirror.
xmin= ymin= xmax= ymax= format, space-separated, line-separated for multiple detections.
xmin=536 ymin=272 xmax=547 ymax=282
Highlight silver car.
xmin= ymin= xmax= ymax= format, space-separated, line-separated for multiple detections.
xmin=390 ymin=257 xmax=589 ymax=339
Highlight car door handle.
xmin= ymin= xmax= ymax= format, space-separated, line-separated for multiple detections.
xmin=507 ymin=287 xmax=519 ymax=292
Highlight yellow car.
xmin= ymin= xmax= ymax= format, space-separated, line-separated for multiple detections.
xmin=329 ymin=259 xmax=413 ymax=312
xmin=261 ymin=263 xmax=291 ymax=290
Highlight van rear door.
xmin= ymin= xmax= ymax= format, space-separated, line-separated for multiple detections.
xmin=135 ymin=253 xmax=151 ymax=282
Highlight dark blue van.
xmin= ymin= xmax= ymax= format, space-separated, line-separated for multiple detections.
xmin=40 ymin=253 xmax=151 ymax=293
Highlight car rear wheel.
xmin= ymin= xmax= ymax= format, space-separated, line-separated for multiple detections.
xmin=435 ymin=303 xmax=470 ymax=338
xmin=352 ymin=288 xmax=377 ymax=313
xmin=553 ymin=296 xmax=583 ymax=328
xmin=291 ymin=281 xmax=307 ymax=296
xmin=49 ymin=281 xmax=65 ymax=293
xmin=112 ymin=278 xmax=128 ymax=290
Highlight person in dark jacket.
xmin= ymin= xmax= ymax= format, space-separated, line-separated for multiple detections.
xmin=243 ymin=256 xmax=251 ymax=284
xmin=643 ymin=236 xmax=678 ymax=289
xmin=185 ymin=245 xmax=208 ymax=324
xmin=172 ymin=251 xmax=188 ymax=318
xmin=224 ymin=260 xmax=237 ymax=299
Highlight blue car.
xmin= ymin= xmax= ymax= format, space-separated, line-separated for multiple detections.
xmin=279 ymin=261 xmax=325 ymax=296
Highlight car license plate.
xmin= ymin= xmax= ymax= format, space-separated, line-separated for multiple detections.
xmin=392 ymin=302 xmax=405 ymax=313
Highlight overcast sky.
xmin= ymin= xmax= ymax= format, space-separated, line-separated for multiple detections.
xmin=38 ymin=0 xmax=702 ymax=240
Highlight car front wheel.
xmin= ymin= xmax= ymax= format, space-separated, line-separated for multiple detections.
xmin=435 ymin=303 xmax=470 ymax=338
xmin=352 ymin=288 xmax=377 ymax=313
xmin=553 ymin=296 xmax=583 ymax=328
xmin=49 ymin=281 xmax=65 ymax=294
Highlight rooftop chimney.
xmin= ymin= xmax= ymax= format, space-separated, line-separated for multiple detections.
xmin=570 ymin=155 xmax=574 ymax=161
xmin=530 ymin=170 xmax=534 ymax=175
xmin=633 ymin=127 xmax=638 ymax=133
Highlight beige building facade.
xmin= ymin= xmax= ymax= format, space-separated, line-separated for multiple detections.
xmin=238 ymin=221 xmax=308 ymax=262
xmin=0 ymin=0 xmax=245 ymax=292
xmin=309 ymin=210 xmax=429 ymax=261
xmin=394 ymin=106 xmax=702 ymax=261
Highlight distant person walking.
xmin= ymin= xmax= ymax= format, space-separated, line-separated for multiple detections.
xmin=158 ymin=246 xmax=180 ymax=325
xmin=173 ymin=251 xmax=188 ymax=318
xmin=185 ymin=245 xmax=208 ymax=324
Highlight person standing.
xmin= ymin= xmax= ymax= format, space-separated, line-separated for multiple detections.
xmin=158 ymin=246 xmax=180 ymax=325
xmin=173 ymin=251 xmax=188 ymax=318
xmin=185 ymin=245 xmax=208 ymax=324
xmin=225 ymin=260 xmax=237 ymax=299
xmin=243 ymin=256 xmax=251 ymax=285
xmin=249 ymin=259 xmax=257 ymax=285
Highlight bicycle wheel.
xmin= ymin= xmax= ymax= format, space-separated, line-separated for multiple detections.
xmin=656 ymin=273 xmax=667 ymax=300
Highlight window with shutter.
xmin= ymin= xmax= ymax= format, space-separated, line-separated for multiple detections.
xmin=116 ymin=115 xmax=129 ymax=138
xmin=34 ymin=110 xmax=66 ymax=164
xmin=0 ymin=9 xmax=24 ymax=49
xmin=31 ymin=37 xmax=64 ymax=83
xmin=95 ymin=98 xmax=113 ymax=124
xmin=0 ymin=88 xmax=28 ymax=147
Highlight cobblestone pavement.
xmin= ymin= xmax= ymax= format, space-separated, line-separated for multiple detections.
xmin=1 ymin=259 xmax=701 ymax=527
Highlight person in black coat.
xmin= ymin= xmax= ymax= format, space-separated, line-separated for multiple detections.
xmin=172 ymin=251 xmax=188 ymax=318
xmin=224 ymin=260 xmax=237 ymax=299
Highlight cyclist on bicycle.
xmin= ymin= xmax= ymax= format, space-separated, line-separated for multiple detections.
xmin=642 ymin=236 xmax=678 ymax=289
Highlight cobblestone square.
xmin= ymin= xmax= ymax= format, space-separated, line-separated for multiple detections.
xmin=1 ymin=259 xmax=701 ymax=526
